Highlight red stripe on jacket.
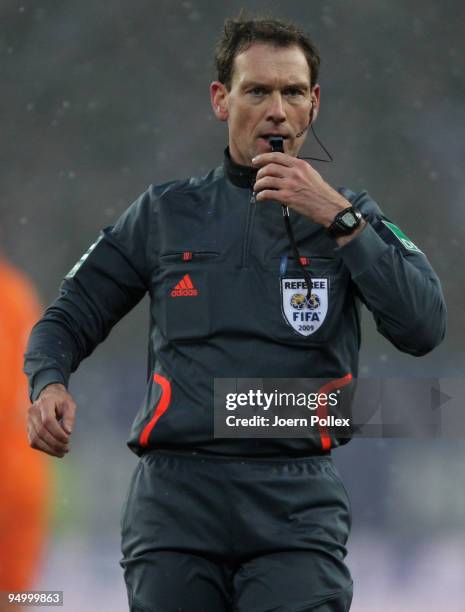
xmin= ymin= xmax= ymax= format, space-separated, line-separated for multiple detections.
xmin=139 ymin=373 xmax=172 ymax=447
xmin=316 ymin=373 xmax=353 ymax=451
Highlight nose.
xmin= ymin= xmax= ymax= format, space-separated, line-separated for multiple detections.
xmin=266 ymin=92 xmax=286 ymax=123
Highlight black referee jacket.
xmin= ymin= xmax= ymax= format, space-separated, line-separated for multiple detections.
xmin=24 ymin=149 xmax=447 ymax=456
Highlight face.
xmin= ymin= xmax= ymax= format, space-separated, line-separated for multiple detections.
xmin=211 ymin=43 xmax=320 ymax=166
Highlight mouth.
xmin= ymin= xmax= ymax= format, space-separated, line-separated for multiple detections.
xmin=257 ymin=134 xmax=290 ymax=152
xmin=258 ymin=133 xmax=290 ymax=141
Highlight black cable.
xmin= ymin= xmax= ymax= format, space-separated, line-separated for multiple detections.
xmin=282 ymin=208 xmax=313 ymax=297
xmin=298 ymin=124 xmax=334 ymax=163
xmin=269 ymin=136 xmax=313 ymax=298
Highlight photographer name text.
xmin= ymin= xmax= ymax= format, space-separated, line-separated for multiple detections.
xmin=225 ymin=415 xmax=350 ymax=427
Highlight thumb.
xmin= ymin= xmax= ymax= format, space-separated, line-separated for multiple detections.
xmin=58 ymin=401 xmax=76 ymax=435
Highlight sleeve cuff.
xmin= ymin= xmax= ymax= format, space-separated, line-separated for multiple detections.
xmin=31 ymin=369 xmax=67 ymax=402
xmin=334 ymin=221 xmax=389 ymax=277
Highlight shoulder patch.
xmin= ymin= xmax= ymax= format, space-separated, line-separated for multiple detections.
xmin=381 ymin=220 xmax=422 ymax=253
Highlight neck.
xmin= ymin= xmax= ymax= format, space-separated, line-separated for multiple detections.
xmin=228 ymin=143 xmax=252 ymax=168
xmin=223 ymin=147 xmax=257 ymax=188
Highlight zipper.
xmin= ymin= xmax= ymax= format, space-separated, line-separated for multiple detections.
xmin=241 ymin=190 xmax=257 ymax=268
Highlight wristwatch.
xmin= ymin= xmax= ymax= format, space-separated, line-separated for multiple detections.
xmin=327 ymin=206 xmax=363 ymax=237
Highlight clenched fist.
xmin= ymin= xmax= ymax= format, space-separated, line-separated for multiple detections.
xmin=27 ymin=383 xmax=77 ymax=458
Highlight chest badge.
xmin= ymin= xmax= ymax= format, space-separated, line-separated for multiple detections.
xmin=281 ymin=277 xmax=329 ymax=336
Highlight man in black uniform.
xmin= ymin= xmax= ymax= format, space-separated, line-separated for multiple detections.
xmin=24 ymin=16 xmax=446 ymax=612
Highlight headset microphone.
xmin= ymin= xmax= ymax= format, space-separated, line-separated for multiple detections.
xmin=295 ymin=103 xmax=315 ymax=138
xmin=295 ymin=124 xmax=310 ymax=138
xmin=267 ymin=103 xmax=332 ymax=163
xmin=296 ymin=104 xmax=334 ymax=163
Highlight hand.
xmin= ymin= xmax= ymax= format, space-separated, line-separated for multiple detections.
xmin=252 ymin=152 xmax=350 ymax=227
xmin=27 ymin=383 xmax=77 ymax=458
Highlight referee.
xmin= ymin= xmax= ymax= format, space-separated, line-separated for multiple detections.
xmin=24 ymin=15 xmax=446 ymax=612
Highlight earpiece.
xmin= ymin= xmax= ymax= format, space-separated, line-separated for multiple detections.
xmin=309 ymin=98 xmax=318 ymax=122
xmin=295 ymin=100 xmax=317 ymax=138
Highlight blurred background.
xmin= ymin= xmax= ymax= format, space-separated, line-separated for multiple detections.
xmin=1 ymin=0 xmax=464 ymax=610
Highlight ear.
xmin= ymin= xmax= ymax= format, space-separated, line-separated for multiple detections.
xmin=210 ymin=81 xmax=229 ymax=122
xmin=310 ymin=84 xmax=321 ymax=122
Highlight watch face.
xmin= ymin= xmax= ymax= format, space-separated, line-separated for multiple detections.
xmin=341 ymin=211 xmax=357 ymax=227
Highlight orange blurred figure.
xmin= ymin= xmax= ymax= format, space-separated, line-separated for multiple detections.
xmin=0 ymin=258 xmax=50 ymax=602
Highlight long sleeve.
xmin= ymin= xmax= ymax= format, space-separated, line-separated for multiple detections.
xmin=336 ymin=188 xmax=447 ymax=356
xmin=24 ymin=188 xmax=155 ymax=401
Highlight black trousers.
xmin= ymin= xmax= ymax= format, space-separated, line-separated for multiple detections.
xmin=120 ymin=450 xmax=353 ymax=612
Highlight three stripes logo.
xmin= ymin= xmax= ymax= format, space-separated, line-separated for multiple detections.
xmin=171 ymin=274 xmax=199 ymax=297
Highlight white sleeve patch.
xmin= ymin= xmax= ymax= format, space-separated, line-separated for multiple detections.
xmin=65 ymin=235 xmax=103 ymax=278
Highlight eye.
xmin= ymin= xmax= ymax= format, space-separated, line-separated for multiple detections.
xmin=249 ymin=87 xmax=267 ymax=97
xmin=284 ymin=87 xmax=304 ymax=97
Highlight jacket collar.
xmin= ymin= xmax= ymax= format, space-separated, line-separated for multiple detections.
xmin=223 ymin=147 xmax=257 ymax=189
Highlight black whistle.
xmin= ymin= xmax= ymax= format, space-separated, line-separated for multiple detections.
xmin=269 ymin=136 xmax=284 ymax=153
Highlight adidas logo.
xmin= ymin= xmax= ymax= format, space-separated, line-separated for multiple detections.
xmin=170 ymin=274 xmax=199 ymax=297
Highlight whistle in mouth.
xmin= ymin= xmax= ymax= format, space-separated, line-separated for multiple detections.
xmin=269 ymin=136 xmax=284 ymax=153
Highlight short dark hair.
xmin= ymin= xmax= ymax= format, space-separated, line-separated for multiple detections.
xmin=214 ymin=14 xmax=321 ymax=90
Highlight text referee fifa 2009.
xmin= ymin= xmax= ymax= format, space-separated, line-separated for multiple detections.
xmin=24 ymin=15 xmax=446 ymax=612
